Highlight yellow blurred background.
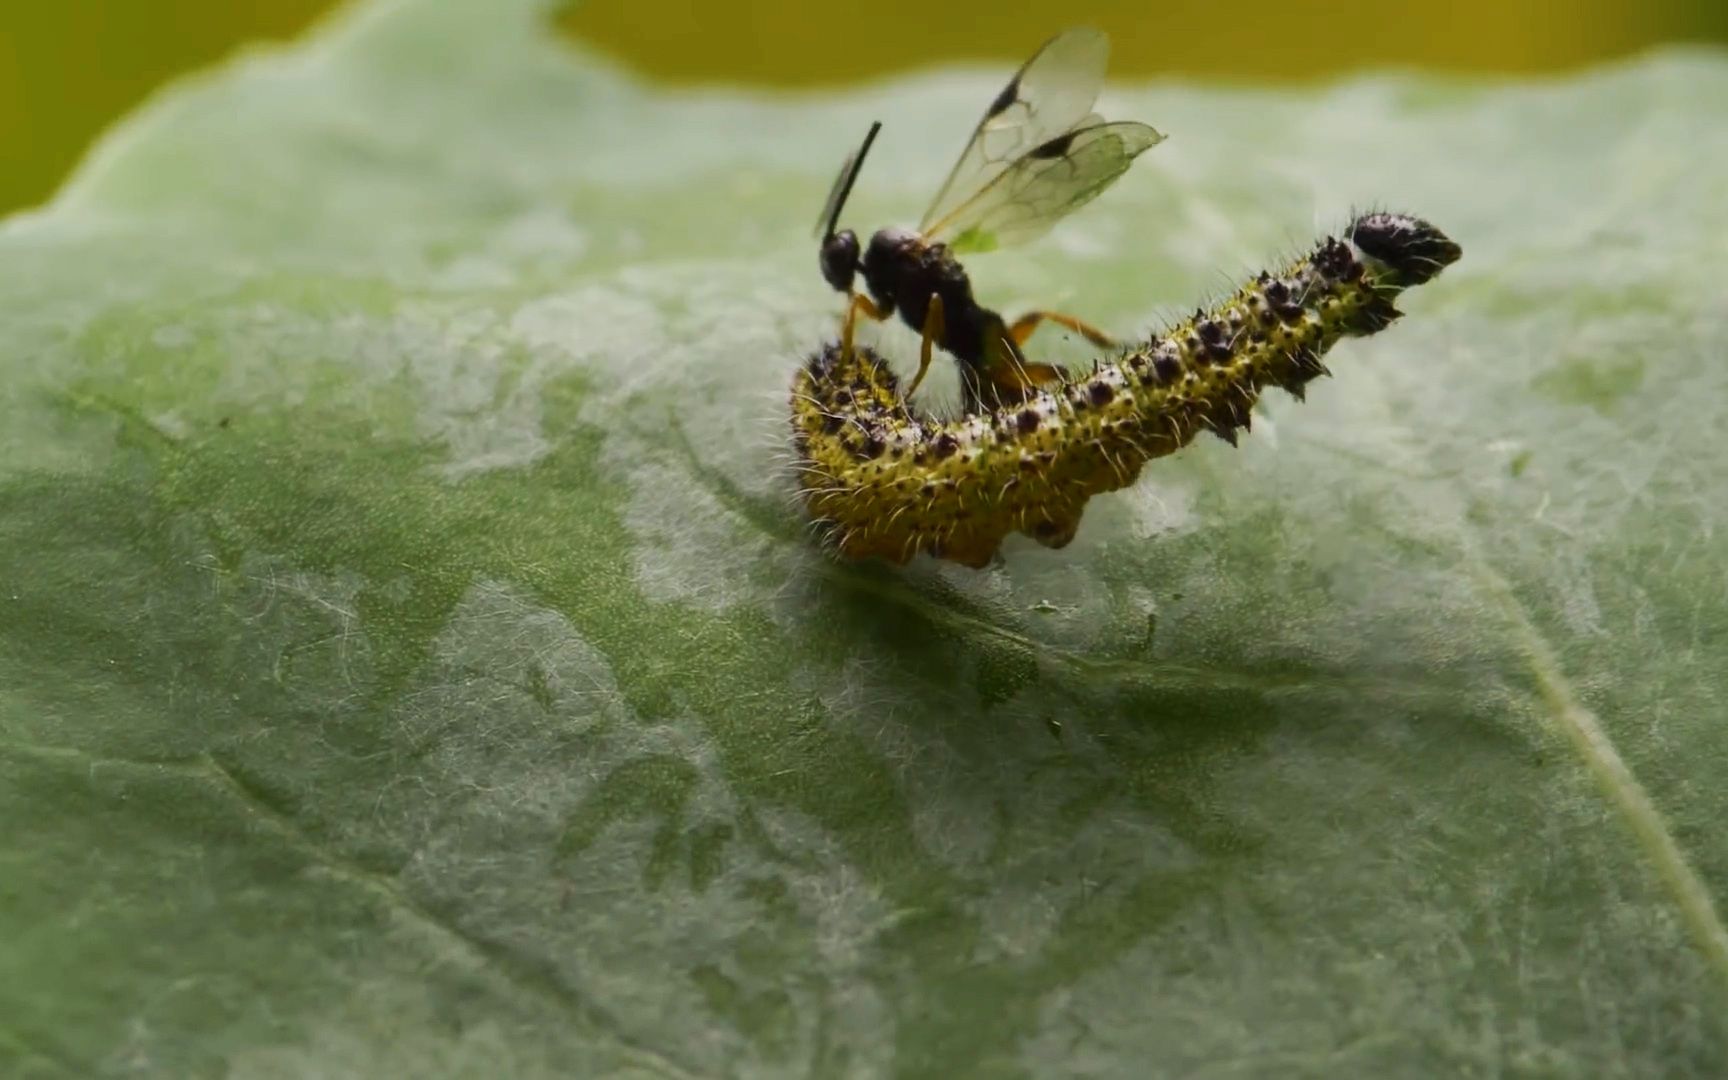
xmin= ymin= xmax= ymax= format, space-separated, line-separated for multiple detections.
xmin=4 ymin=0 xmax=1725 ymax=215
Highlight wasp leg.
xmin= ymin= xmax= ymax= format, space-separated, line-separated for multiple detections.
xmin=999 ymin=361 xmax=1066 ymax=397
xmin=986 ymin=330 xmax=1063 ymax=402
xmin=841 ymin=293 xmax=890 ymax=360
xmin=903 ymin=293 xmax=946 ymax=399
xmin=1015 ymin=361 xmax=1066 ymax=386
xmin=1007 ymin=310 xmax=1118 ymax=348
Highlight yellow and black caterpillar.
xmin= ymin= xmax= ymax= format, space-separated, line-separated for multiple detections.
xmin=789 ymin=212 xmax=1461 ymax=568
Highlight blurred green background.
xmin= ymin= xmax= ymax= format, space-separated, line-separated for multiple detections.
xmin=4 ymin=0 xmax=1726 ymax=215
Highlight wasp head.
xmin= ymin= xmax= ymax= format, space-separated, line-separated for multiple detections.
xmin=820 ymin=229 xmax=861 ymax=293
xmin=814 ymin=121 xmax=881 ymax=295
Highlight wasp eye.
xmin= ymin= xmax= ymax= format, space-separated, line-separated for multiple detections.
xmin=820 ymin=230 xmax=860 ymax=292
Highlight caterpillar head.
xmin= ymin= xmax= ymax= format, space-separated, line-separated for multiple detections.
xmin=1349 ymin=212 xmax=1462 ymax=286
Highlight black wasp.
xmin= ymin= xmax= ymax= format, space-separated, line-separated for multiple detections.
xmin=815 ymin=27 xmax=1163 ymax=410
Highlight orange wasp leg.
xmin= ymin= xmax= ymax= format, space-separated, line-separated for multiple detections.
xmin=988 ymin=331 xmax=1063 ymax=399
xmin=903 ymin=294 xmax=946 ymax=399
xmin=841 ymin=293 xmax=890 ymax=360
xmin=1008 ymin=310 xmax=1118 ymax=349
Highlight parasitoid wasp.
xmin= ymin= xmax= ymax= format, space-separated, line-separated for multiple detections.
xmin=814 ymin=27 xmax=1164 ymax=410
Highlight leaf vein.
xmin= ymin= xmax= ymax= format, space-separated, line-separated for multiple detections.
xmin=1471 ymin=561 xmax=1728 ymax=985
xmin=4 ymin=742 xmax=705 ymax=1080
xmin=191 ymin=752 xmax=707 ymax=1080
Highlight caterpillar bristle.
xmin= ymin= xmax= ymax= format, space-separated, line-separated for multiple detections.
xmin=787 ymin=212 xmax=1460 ymax=568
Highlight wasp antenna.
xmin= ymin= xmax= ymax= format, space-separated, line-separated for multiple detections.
xmin=822 ymin=120 xmax=883 ymax=242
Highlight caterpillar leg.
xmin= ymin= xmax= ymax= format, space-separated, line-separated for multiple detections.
xmin=903 ymin=293 xmax=946 ymax=399
xmin=1029 ymin=514 xmax=1082 ymax=551
xmin=1008 ymin=310 xmax=1118 ymax=348
xmin=841 ymin=293 xmax=889 ymax=360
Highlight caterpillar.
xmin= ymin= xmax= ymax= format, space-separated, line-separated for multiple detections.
xmin=788 ymin=212 xmax=1462 ymax=568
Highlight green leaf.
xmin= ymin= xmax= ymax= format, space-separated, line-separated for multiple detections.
xmin=4 ymin=2 xmax=1727 ymax=1074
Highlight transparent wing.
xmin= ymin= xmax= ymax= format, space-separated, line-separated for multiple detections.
xmin=917 ymin=27 xmax=1110 ymax=237
xmin=929 ymin=121 xmax=1164 ymax=253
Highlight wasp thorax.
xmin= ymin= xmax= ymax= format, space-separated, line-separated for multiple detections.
xmin=864 ymin=227 xmax=920 ymax=270
xmin=820 ymin=230 xmax=861 ymax=292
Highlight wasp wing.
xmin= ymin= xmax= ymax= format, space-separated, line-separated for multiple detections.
xmin=927 ymin=121 xmax=1163 ymax=253
xmin=917 ymin=27 xmax=1111 ymax=238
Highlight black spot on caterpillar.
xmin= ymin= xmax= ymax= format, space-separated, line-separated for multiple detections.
xmin=788 ymin=212 xmax=1461 ymax=568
